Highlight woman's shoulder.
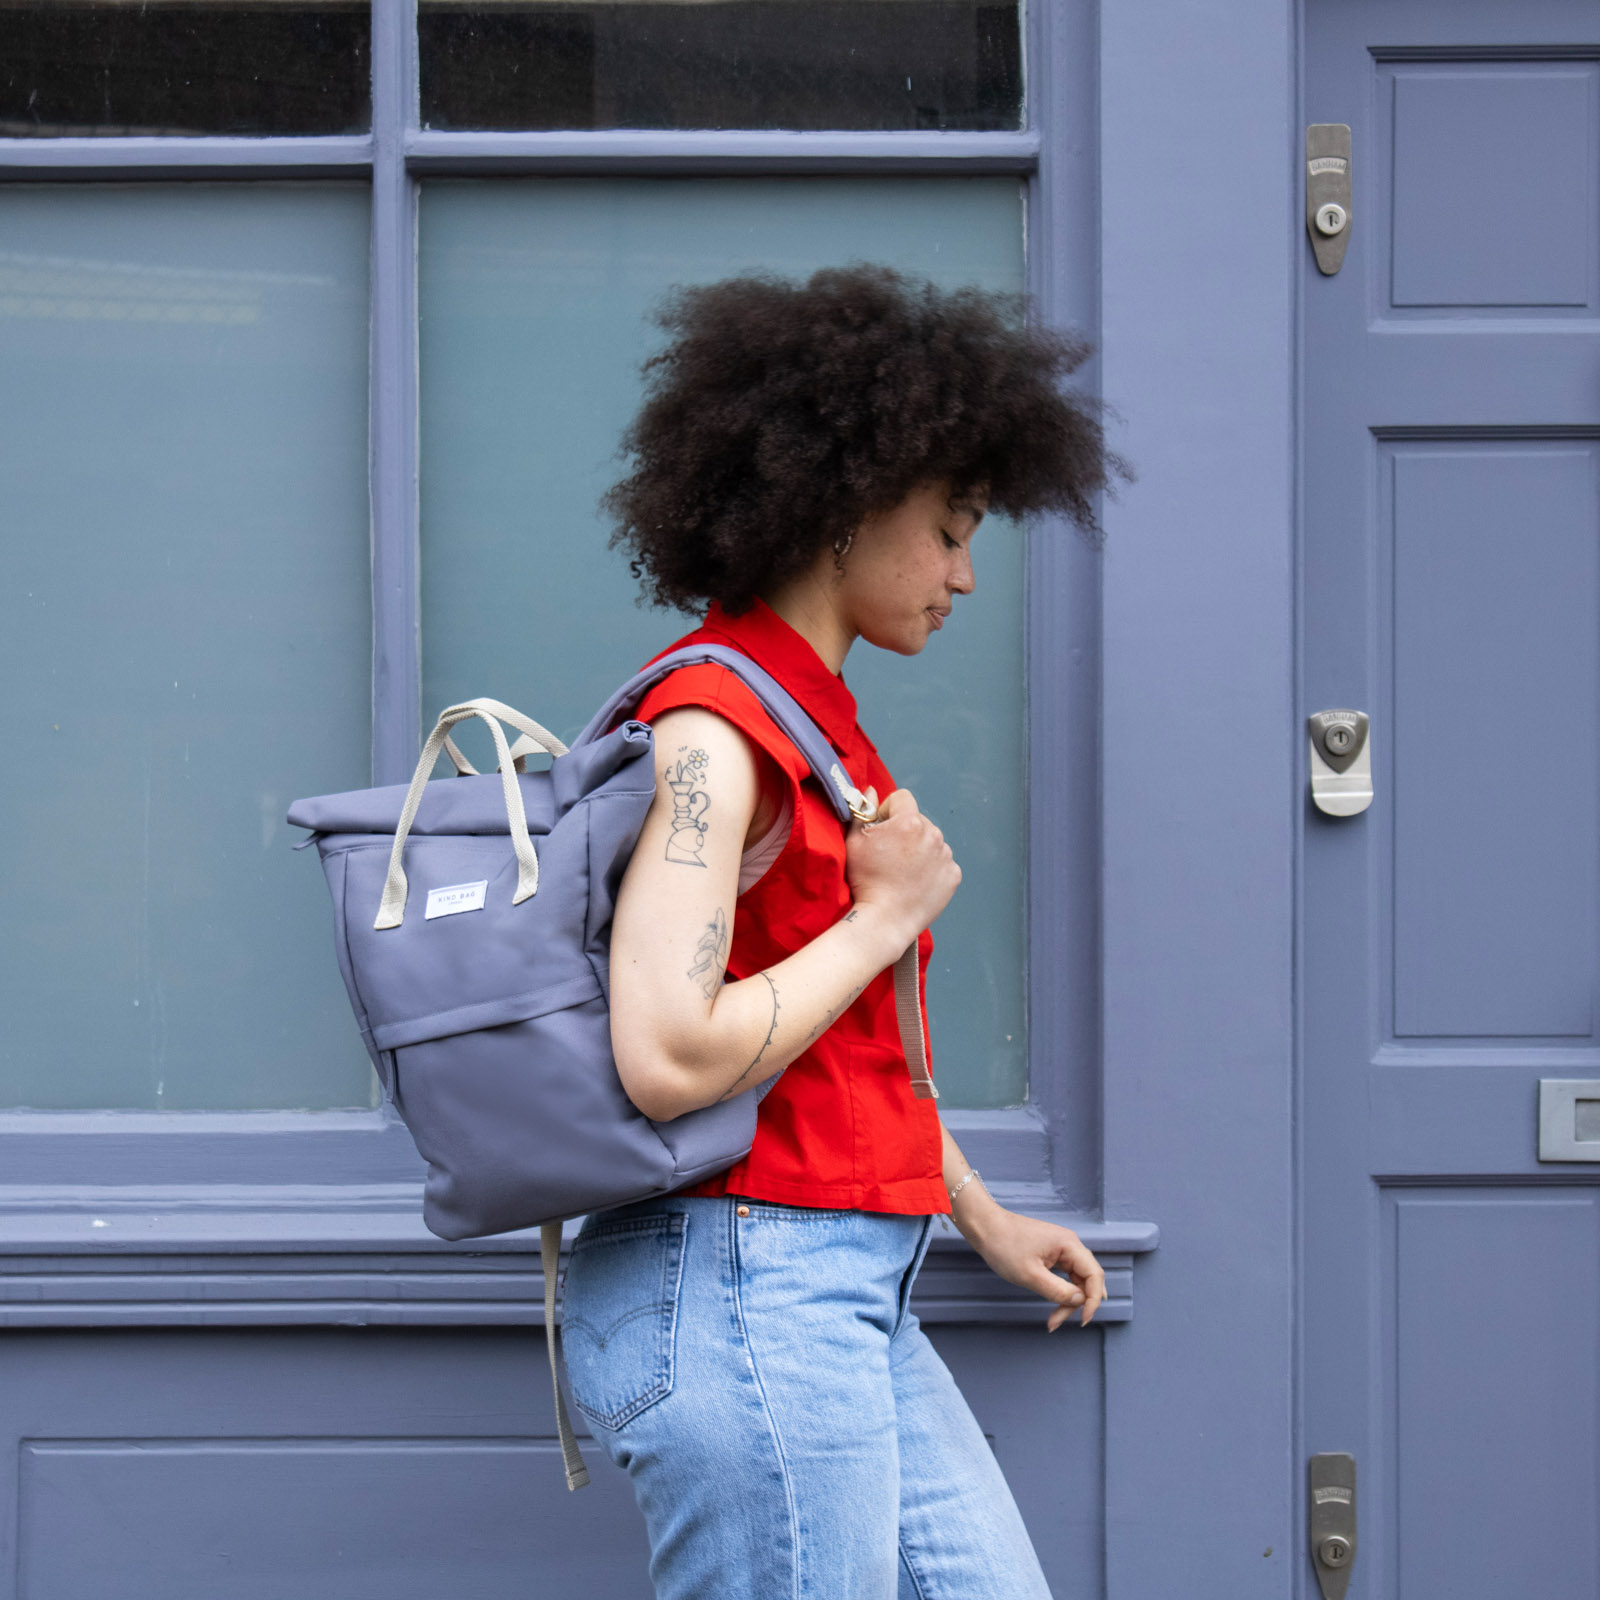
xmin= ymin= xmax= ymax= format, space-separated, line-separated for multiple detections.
xmin=636 ymin=662 xmax=809 ymax=784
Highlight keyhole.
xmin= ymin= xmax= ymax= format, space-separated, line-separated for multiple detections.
xmin=1315 ymin=202 xmax=1347 ymax=236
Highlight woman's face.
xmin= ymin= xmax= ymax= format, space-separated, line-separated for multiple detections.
xmin=838 ymin=480 xmax=986 ymax=656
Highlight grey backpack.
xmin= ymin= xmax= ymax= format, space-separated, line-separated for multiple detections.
xmin=287 ymin=645 xmax=934 ymax=1488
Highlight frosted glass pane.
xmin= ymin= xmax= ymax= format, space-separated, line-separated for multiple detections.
xmin=0 ymin=184 xmax=373 ymax=1109
xmin=420 ymin=178 xmax=1026 ymax=1106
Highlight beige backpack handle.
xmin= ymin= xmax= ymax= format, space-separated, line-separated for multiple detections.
xmin=374 ymin=700 xmax=568 ymax=931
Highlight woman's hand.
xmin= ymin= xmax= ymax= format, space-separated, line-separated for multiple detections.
xmin=965 ymin=1209 xmax=1108 ymax=1330
xmin=845 ymin=788 xmax=962 ymax=948
xmin=939 ymin=1122 xmax=1106 ymax=1330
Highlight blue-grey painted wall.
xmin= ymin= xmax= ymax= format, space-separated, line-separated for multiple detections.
xmin=1099 ymin=0 xmax=1298 ymax=1592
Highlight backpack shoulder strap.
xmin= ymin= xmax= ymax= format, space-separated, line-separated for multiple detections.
xmin=574 ymin=644 xmax=877 ymax=826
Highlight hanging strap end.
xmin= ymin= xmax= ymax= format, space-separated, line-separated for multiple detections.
xmin=373 ymin=887 xmax=406 ymax=931
xmin=511 ymin=853 xmax=539 ymax=905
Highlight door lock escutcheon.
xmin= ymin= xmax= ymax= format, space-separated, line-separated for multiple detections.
xmin=1308 ymin=710 xmax=1372 ymax=817
xmin=1306 ymin=125 xmax=1353 ymax=274
xmin=1310 ymin=1453 xmax=1358 ymax=1600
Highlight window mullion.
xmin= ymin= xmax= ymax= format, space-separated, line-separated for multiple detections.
xmin=0 ymin=136 xmax=372 ymax=180
xmin=370 ymin=0 xmax=423 ymax=786
xmin=403 ymin=128 xmax=1039 ymax=177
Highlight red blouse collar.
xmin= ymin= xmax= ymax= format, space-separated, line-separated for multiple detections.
xmin=697 ymin=599 xmax=861 ymax=752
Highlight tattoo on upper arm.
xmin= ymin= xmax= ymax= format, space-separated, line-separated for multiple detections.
xmin=664 ymin=747 xmax=711 ymax=867
xmin=687 ymin=907 xmax=729 ymax=1000
xmin=719 ymin=972 xmax=780 ymax=1101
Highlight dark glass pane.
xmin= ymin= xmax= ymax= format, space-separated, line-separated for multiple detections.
xmin=419 ymin=2 xmax=1021 ymax=132
xmin=0 ymin=3 xmax=369 ymax=137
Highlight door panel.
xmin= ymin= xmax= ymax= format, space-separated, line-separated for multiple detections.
xmin=1386 ymin=65 xmax=1598 ymax=313
xmin=18 ymin=1438 xmax=635 ymax=1600
xmin=1386 ymin=1193 xmax=1600 ymax=1600
xmin=1387 ymin=441 xmax=1599 ymax=1041
xmin=1304 ymin=3 xmax=1600 ymax=1596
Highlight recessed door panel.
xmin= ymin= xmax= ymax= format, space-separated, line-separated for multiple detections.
xmin=19 ymin=1437 xmax=646 ymax=1600
xmin=1387 ymin=441 xmax=1600 ymax=1041
xmin=1389 ymin=1192 xmax=1600 ymax=1600
xmin=1387 ymin=65 xmax=1599 ymax=312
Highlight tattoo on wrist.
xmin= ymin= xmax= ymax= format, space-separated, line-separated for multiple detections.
xmin=664 ymin=746 xmax=711 ymax=867
xmin=687 ymin=908 xmax=729 ymax=1000
xmin=719 ymin=972 xmax=780 ymax=1101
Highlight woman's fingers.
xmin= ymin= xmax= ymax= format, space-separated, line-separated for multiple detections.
xmin=875 ymin=787 xmax=919 ymax=819
xmin=1036 ymin=1234 xmax=1106 ymax=1330
xmin=1012 ymin=1256 xmax=1081 ymax=1324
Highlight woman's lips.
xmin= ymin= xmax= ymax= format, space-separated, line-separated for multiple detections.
xmin=926 ymin=607 xmax=948 ymax=630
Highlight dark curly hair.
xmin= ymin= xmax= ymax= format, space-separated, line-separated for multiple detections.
xmin=603 ymin=263 xmax=1124 ymax=614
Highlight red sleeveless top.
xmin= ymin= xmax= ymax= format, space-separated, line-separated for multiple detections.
xmin=635 ymin=599 xmax=948 ymax=1216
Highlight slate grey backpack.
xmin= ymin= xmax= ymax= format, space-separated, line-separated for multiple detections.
xmin=287 ymin=645 xmax=934 ymax=1488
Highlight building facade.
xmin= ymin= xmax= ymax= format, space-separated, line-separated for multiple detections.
xmin=1 ymin=1 xmax=1595 ymax=1595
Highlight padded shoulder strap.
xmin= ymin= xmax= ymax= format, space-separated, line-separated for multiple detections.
xmin=575 ymin=644 xmax=876 ymax=826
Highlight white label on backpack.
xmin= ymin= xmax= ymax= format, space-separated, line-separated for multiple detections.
xmin=425 ymin=880 xmax=488 ymax=920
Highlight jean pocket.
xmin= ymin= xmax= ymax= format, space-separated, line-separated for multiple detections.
xmin=561 ymin=1212 xmax=686 ymax=1431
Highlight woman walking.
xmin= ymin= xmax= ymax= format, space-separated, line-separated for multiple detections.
xmin=562 ymin=264 xmax=1119 ymax=1599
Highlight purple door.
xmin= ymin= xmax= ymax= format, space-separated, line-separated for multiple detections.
xmin=1302 ymin=2 xmax=1600 ymax=1595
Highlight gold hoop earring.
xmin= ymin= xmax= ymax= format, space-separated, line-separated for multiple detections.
xmin=833 ymin=530 xmax=855 ymax=560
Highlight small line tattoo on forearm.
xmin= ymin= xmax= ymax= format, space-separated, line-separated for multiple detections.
xmin=720 ymin=972 xmax=780 ymax=1101
xmin=803 ymin=979 xmax=867 ymax=1047
xmin=664 ymin=746 xmax=710 ymax=867
xmin=687 ymin=907 xmax=729 ymax=1000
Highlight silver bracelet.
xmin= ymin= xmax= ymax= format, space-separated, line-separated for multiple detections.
xmin=947 ymin=1168 xmax=983 ymax=1204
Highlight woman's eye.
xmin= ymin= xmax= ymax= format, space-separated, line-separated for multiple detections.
xmin=940 ymin=529 xmax=959 ymax=549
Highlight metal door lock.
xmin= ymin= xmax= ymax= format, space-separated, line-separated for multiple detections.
xmin=1308 ymin=710 xmax=1372 ymax=816
xmin=1310 ymin=1453 xmax=1358 ymax=1600
xmin=1306 ymin=125 xmax=1353 ymax=274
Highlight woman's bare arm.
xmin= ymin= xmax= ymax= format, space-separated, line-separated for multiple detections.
xmin=609 ymin=705 xmax=958 ymax=1122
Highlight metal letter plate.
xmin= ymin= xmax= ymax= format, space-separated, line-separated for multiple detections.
xmin=1538 ymin=1080 xmax=1600 ymax=1161
xmin=1306 ymin=125 xmax=1353 ymax=275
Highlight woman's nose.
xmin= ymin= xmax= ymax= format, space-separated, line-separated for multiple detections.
xmin=950 ymin=551 xmax=976 ymax=594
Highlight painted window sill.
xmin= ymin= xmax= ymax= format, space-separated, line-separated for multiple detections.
xmin=0 ymin=1183 xmax=1156 ymax=1331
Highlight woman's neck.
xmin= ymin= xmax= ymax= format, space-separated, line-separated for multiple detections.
xmin=762 ymin=565 xmax=856 ymax=675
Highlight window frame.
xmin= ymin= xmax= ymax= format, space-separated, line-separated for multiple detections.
xmin=0 ymin=2 xmax=1151 ymax=1312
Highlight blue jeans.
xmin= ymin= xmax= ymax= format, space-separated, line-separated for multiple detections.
xmin=561 ymin=1195 xmax=1053 ymax=1599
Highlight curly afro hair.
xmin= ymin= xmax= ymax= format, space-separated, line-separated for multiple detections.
xmin=603 ymin=263 xmax=1124 ymax=615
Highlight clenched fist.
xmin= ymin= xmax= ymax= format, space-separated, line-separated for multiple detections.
xmin=845 ymin=788 xmax=962 ymax=949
